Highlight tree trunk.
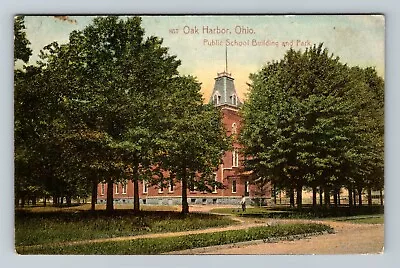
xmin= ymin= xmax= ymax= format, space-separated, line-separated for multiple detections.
xmin=324 ymin=187 xmax=330 ymax=207
xmin=60 ymin=196 xmax=64 ymax=205
xmin=91 ymin=179 xmax=98 ymax=211
xmin=133 ymin=179 xmax=140 ymax=212
xmin=348 ymin=186 xmax=353 ymax=207
xmin=379 ymin=189 xmax=384 ymax=206
xmin=296 ymin=184 xmax=302 ymax=209
xmin=53 ymin=195 xmax=57 ymax=205
xmin=133 ymin=164 xmax=140 ymax=213
xmin=333 ymin=190 xmax=338 ymax=207
xmin=181 ymin=169 xmax=189 ymax=214
xmin=367 ymin=187 xmax=372 ymax=206
xmin=273 ymin=185 xmax=277 ymax=205
xmin=21 ymin=196 xmax=25 ymax=207
xmin=289 ymin=187 xmax=295 ymax=207
xmin=66 ymin=196 xmax=72 ymax=206
xmin=312 ymin=187 xmax=317 ymax=207
xmin=358 ymin=187 xmax=362 ymax=207
xmin=106 ymin=179 xmax=114 ymax=212
xmin=353 ymin=189 xmax=357 ymax=206
xmin=43 ymin=196 xmax=47 ymax=207
xmin=338 ymin=191 xmax=341 ymax=205
xmin=32 ymin=196 xmax=37 ymax=206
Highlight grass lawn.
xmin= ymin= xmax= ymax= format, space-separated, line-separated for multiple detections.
xmin=211 ymin=207 xmax=307 ymax=219
xmin=15 ymin=207 xmax=236 ymax=247
xmin=332 ymin=215 xmax=384 ymax=224
xmin=211 ymin=205 xmax=384 ymax=220
xmin=17 ymin=223 xmax=333 ymax=255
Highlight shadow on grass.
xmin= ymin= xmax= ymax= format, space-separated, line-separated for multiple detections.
xmin=15 ymin=209 xmax=220 ymax=222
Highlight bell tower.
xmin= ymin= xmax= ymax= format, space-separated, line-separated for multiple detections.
xmin=209 ymin=46 xmax=242 ymax=108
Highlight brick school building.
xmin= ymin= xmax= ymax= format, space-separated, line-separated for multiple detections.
xmin=97 ymin=70 xmax=271 ymax=206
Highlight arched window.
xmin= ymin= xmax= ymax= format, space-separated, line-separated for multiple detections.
xmin=115 ymin=184 xmax=119 ymax=194
xmin=231 ymin=94 xmax=237 ymax=105
xmin=232 ymin=123 xmax=237 ymax=135
xmin=213 ymin=93 xmax=221 ymax=105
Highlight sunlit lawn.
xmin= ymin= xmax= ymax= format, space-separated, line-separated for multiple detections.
xmin=15 ymin=205 xmax=236 ymax=247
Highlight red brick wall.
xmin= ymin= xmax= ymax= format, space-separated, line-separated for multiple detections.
xmin=97 ymin=105 xmax=271 ymax=201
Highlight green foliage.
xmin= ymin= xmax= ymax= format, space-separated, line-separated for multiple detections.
xmin=14 ymin=16 xmax=230 ymax=212
xmin=14 ymin=16 xmax=32 ymax=63
xmin=17 ymin=223 xmax=333 ymax=254
xmin=240 ymin=43 xmax=384 ymax=205
xmin=158 ymin=76 xmax=230 ymax=213
xmin=15 ymin=210 xmax=235 ymax=246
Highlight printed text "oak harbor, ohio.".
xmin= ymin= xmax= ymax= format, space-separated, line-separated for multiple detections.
xmin=169 ymin=25 xmax=256 ymax=35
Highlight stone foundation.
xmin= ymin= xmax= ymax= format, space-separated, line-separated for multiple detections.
xmin=97 ymin=196 xmax=269 ymax=206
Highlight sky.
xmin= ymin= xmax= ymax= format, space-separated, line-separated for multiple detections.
xmin=21 ymin=15 xmax=385 ymax=102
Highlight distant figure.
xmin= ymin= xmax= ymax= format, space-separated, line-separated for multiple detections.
xmin=240 ymin=195 xmax=246 ymax=212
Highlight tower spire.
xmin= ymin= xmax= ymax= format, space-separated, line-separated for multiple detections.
xmin=225 ymin=45 xmax=228 ymax=73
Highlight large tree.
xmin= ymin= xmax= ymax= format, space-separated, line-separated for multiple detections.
xmin=15 ymin=16 xmax=184 ymax=212
xmin=159 ymin=76 xmax=230 ymax=214
xmin=241 ymin=44 xmax=384 ymax=208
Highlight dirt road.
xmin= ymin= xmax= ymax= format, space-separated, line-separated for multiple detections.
xmin=171 ymin=220 xmax=384 ymax=255
xmin=18 ymin=205 xmax=384 ymax=255
xmin=175 ymin=205 xmax=384 ymax=255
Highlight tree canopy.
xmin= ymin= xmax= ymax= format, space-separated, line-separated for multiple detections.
xmin=159 ymin=75 xmax=230 ymax=213
xmin=240 ymin=44 xmax=384 ymax=208
xmin=14 ymin=16 xmax=32 ymax=63
xmin=14 ymin=16 xmax=230 ymax=213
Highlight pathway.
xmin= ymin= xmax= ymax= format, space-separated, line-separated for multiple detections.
xmin=17 ymin=205 xmax=384 ymax=255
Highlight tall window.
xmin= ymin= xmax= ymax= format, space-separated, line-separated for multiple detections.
xmin=232 ymin=123 xmax=237 ymax=135
xmin=213 ymin=93 xmax=221 ymax=105
xmin=100 ymin=184 xmax=105 ymax=195
xmin=143 ymin=180 xmax=148 ymax=194
xmin=232 ymin=180 xmax=237 ymax=193
xmin=231 ymin=94 xmax=237 ymax=105
xmin=232 ymin=149 xmax=239 ymax=167
xmin=245 ymin=181 xmax=249 ymax=195
xmin=169 ymin=180 xmax=174 ymax=193
xmin=122 ymin=182 xmax=127 ymax=194
xmin=213 ymin=173 xmax=218 ymax=193
xmin=115 ymin=184 xmax=119 ymax=194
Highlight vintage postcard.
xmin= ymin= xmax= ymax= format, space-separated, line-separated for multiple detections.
xmin=14 ymin=15 xmax=384 ymax=255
